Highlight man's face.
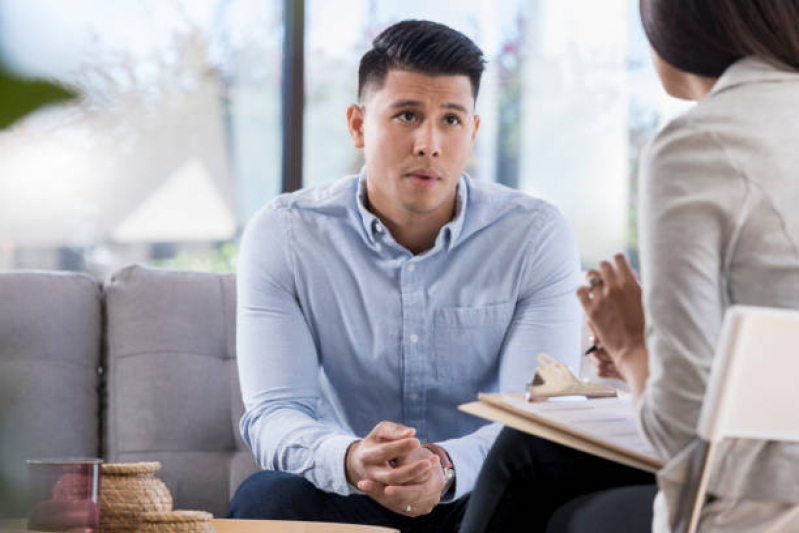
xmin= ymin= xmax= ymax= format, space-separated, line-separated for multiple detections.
xmin=347 ymin=69 xmax=480 ymax=222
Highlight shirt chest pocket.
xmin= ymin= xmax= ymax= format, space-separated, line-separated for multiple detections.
xmin=433 ymin=302 xmax=514 ymax=383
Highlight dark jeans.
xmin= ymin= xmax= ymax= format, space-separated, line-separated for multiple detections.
xmin=227 ymin=470 xmax=470 ymax=533
xmin=459 ymin=427 xmax=657 ymax=533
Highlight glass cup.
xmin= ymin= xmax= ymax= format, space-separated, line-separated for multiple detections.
xmin=26 ymin=458 xmax=102 ymax=532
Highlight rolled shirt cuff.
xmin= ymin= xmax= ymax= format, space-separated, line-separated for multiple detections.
xmin=317 ymin=434 xmax=361 ymax=495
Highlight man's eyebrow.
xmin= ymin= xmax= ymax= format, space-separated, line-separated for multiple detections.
xmin=389 ymin=99 xmax=471 ymax=114
xmin=442 ymin=103 xmax=470 ymax=114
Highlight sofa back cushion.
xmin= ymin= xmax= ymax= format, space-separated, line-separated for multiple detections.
xmin=103 ymin=265 xmax=257 ymax=516
xmin=0 ymin=271 xmax=102 ymax=517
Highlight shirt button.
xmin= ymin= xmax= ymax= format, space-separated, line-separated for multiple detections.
xmin=410 ymin=333 xmax=419 ymax=343
xmin=407 ymin=264 xmax=416 ymax=272
xmin=374 ymin=222 xmax=383 ymax=233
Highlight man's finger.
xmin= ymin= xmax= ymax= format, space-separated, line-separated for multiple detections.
xmin=371 ymin=421 xmax=416 ymax=441
xmin=375 ymin=456 xmax=437 ymax=486
xmin=361 ymin=437 xmax=420 ymax=464
xmin=399 ymin=456 xmax=438 ymax=486
xmin=369 ymin=457 xmax=431 ymax=485
xmin=358 ymin=478 xmax=385 ymax=495
xmin=384 ymin=483 xmax=426 ymax=500
xmin=401 ymin=467 xmax=434 ymax=486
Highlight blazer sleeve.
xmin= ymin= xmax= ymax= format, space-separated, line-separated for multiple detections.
xmin=636 ymin=117 xmax=750 ymax=460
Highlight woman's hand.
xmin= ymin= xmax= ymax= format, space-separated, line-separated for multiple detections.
xmin=588 ymin=343 xmax=625 ymax=382
xmin=586 ymin=323 xmax=625 ymax=381
xmin=577 ymin=254 xmax=649 ymax=399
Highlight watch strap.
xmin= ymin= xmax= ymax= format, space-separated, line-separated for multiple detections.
xmin=422 ymin=443 xmax=453 ymax=469
xmin=423 ymin=443 xmax=456 ymax=498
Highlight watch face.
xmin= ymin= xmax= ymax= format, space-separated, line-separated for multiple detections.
xmin=441 ymin=467 xmax=455 ymax=498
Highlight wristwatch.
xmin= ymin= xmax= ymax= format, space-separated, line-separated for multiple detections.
xmin=423 ymin=443 xmax=456 ymax=498
xmin=440 ymin=464 xmax=456 ymax=498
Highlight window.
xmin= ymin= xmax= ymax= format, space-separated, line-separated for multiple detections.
xmin=1 ymin=0 xmax=689 ymax=274
xmin=304 ymin=0 xmax=691 ymax=268
xmin=0 ymin=0 xmax=282 ymax=274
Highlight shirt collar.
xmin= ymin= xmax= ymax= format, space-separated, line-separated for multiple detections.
xmin=355 ymin=168 xmax=470 ymax=252
xmin=710 ymin=56 xmax=799 ymax=97
xmin=444 ymin=175 xmax=468 ymax=251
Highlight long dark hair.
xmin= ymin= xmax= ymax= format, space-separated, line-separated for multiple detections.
xmin=641 ymin=0 xmax=799 ymax=77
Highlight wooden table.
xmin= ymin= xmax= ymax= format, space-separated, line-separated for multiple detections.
xmin=0 ymin=518 xmax=398 ymax=532
xmin=213 ymin=519 xmax=398 ymax=533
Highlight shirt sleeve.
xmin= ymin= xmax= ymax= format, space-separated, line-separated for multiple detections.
xmin=636 ymin=118 xmax=747 ymax=460
xmin=435 ymin=205 xmax=583 ymax=500
xmin=236 ymin=202 xmax=359 ymax=495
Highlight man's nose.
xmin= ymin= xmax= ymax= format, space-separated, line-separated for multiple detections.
xmin=413 ymin=123 xmax=441 ymax=158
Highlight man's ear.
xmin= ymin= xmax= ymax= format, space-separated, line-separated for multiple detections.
xmin=470 ymin=114 xmax=481 ymax=148
xmin=347 ymin=104 xmax=365 ymax=148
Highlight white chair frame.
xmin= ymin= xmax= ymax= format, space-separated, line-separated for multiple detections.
xmin=674 ymin=306 xmax=799 ymax=533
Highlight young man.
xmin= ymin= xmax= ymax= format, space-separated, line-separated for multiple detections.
xmin=229 ymin=20 xmax=582 ymax=532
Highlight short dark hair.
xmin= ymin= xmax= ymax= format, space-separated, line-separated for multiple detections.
xmin=357 ymin=20 xmax=486 ymax=102
xmin=640 ymin=0 xmax=799 ymax=77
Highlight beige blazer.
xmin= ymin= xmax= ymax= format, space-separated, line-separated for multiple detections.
xmin=636 ymin=57 xmax=799 ymax=532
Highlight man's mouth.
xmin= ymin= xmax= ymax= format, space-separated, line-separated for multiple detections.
xmin=406 ymin=170 xmax=441 ymax=188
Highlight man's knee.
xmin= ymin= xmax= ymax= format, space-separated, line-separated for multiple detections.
xmin=227 ymin=470 xmax=321 ymax=519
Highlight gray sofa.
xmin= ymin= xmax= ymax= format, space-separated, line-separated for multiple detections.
xmin=0 ymin=265 xmax=258 ymax=518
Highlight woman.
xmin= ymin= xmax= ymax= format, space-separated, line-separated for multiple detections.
xmin=460 ymin=1 xmax=799 ymax=531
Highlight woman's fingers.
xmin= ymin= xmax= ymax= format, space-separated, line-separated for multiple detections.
xmin=591 ymin=355 xmax=624 ymax=380
xmin=613 ymin=253 xmax=637 ymax=283
xmin=576 ymin=286 xmax=593 ymax=309
xmin=590 ymin=350 xmax=613 ymax=365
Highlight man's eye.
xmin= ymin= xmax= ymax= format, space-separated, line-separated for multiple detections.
xmin=397 ymin=111 xmax=416 ymax=122
xmin=444 ymin=115 xmax=461 ymax=126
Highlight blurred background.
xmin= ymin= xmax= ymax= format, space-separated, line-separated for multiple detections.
xmin=0 ymin=0 xmax=691 ymax=276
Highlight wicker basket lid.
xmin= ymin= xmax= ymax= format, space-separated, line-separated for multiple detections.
xmin=102 ymin=462 xmax=162 ymax=475
xmin=136 ymin=511 xmax=215 ymax=533
xmin=140 ymin=511 xmax=212 ymax=523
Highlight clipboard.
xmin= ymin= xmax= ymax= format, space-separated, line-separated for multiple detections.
xmin=460 ymin=393 xmax=662 ymax=473
xmin=458 ymin=352 xmax=662 ymax=473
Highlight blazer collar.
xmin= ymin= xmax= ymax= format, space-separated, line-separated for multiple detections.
xmin=710 ymin=56 xmax=799 ymax=97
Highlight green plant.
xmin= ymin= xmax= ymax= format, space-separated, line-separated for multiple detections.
xmin=0 ymin=63 xmax=77 ymax=129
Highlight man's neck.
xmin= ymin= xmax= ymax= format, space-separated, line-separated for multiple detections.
xmin=368 ymin=200 xmax=457 ymax=255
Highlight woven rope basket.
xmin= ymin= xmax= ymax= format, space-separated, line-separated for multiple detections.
xmin=100 ymin=462 xmax=173 ymax=533
xmin=135 ymin=510 xmax=215 ymax=533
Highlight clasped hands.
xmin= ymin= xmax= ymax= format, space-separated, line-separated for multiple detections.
xmin=345 ymin=421 xmax=447 ymax=517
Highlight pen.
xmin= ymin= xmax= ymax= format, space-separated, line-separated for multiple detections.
xmin=584 ymin=344 xmax=600 ymax=355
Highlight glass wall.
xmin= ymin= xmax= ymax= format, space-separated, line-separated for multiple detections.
xmin=0 ymin=0 xmax=282 ymax=275
xmin=1 ymin=0 xmax=690 ymax=275
xmin=304 ymin=0 xmax=691 ymax=268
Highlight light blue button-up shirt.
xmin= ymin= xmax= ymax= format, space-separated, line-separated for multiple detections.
xmin=237 ymin=171 xmax=582 ymax=500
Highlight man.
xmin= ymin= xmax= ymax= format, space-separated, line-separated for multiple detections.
xmin=228 ymin=19 xmax=582 ymax=532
